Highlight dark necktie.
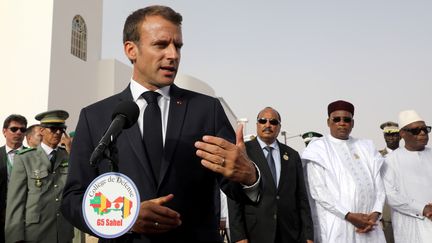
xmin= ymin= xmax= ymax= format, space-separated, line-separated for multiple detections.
xmin=50 ymin=150 xmax=57 ymax=171
xmin=142 ymin=91 xmax=163 ymax=182
xmin=264 ymin=146 xmax=277 ymax=186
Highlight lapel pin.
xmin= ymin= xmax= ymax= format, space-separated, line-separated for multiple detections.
xmin=176 ymin=100 xmax=182 ymax=105
xmin=283 ymin=153 xmax=289 ymax=161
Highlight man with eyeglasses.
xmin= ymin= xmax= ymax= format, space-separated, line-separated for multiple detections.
xmin=0 ymin=114 xmax=27 ymax=243
xmin=5 ymin=110 xmax=74 ymax=243
xmin=302 ymin=100 xmax=386 ymax=243
xmin=381 ymin=110 xmax=432 ymax=242
xmin=228 ymin=107 xmax=314 ymax=243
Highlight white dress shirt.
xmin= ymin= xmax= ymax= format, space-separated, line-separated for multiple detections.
xmin=256 ymin=137 xmax=281 ymax=186
xmin=130 ymin=79 xmax=170 ymax=144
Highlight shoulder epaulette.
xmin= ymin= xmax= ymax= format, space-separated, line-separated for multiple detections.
xmin=17 ymin=147 xmax=36 ymax=155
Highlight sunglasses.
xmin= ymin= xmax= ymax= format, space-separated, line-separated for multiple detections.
xmin=48 ymin=127 xmax=66 ymax=133
xmin=257 ymin=118 xmax=280 ymax=126
xmin=331 ymin=117 xmax=352 ymax=123
xmin=8 ymin=127 xmax=26 ymax=133
xmin=402 ymin=126 xmax=431 ymax=135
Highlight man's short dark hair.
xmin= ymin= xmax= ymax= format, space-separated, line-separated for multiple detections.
xmin=3 ymin=114 xmax=27 ymax=129
xmin=123 ymin=5 xmax=183 ymax=44
xmin=25 ymin=124 xmax=41 ymax=136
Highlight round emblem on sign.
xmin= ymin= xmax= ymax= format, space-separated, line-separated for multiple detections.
xmin=82 ymin=172 xmax=140 ymax=238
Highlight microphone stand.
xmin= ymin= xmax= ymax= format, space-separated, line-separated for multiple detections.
xmin=93 ymin=137 xmax=120 ymax=173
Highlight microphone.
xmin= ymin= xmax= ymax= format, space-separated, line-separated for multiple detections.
xmin=89 ymin=101 xmax=139 ymax=166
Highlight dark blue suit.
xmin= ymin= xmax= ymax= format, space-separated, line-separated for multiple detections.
xmin=61 ymin=85 xmax=256 ymax=243
xmin=228 ymin=139 xmax=313 ymax=243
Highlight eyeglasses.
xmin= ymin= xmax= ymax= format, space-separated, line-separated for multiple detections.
xmin=257 ymin=118 xmax=280 ymax=126
xmin=8 ymin=127 xmax=26 ymax=133
xmin=331 ymin=117 xmax=352 ymax=123
xmin=48 ymin=127 xmax=66 ymax=133
xmin=402 ymin=126 xmax=431 ymax=135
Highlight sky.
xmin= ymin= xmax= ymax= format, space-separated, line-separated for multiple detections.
xmin=102 ymin=0 xmax=432 ymax=152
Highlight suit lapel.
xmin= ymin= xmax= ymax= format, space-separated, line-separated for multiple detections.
xmin=0 ymin=146 xmax=7 ymax=178
xmin=159 ymin=85 xmax=187 ymax=188
xmin=0 ymin=146 xmax=6 ymax=168
xmin=277 ymin=142 xmax=290 ymax=192
xmin=49 ymin=148 xmax=69 ymax=170
xmin=36 ymin=146 xmax=51 ymax=169
xmin=117 ymin=88 xmax=157 ymax=188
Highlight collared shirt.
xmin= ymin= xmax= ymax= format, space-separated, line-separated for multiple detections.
xmin=130 ymin=79 xmax=170 ymax=144
xmin=5 ymin=145 xmax=23 ymax=167
xmin=256 ymin=137 xmax=281 ymax=186
xmin=129 ymin=79 xmax=260 ymax=201
xmin=40 ymin=142 xmax=57 ymax=159
xmin=6 ymin=145 xmax=23 ymax=180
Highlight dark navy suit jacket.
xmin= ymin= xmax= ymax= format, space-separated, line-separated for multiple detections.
xmin=61 ymin=84 xmax=257 ymax=243
xmin=0 ymin=146 xmax=7 ymax=242
xmin=228 ymin=139 xmax=313 ymax=243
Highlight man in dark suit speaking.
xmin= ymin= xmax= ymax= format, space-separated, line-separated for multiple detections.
xmin=61 ymin=5 xmax=260 ymax=243
xmin=228 ymin=107 xmax=313 ymax=243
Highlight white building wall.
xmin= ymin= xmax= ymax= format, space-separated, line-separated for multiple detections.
xmin=48 ymin=0 xmax=103 ymax=132
xmin=0 ymin=0 xmax=54 ymax=128
xmin=97 ymin=59 xmax=130 ymax=99
xmin=0 ymin=0 xmax=238 ymax=146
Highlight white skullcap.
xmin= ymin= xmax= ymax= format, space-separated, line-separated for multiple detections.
xmin=398 ymin=110 xmax=424 ymax=129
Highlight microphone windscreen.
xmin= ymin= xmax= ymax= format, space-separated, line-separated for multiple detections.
xmin=111 ymin=101 xmax=140 ymax=129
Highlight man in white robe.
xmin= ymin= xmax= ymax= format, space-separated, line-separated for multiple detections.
xmin=302 ymin=100 xmax=386 ymax=243
xmin=382 ymin=110 xmax=432 ymax=243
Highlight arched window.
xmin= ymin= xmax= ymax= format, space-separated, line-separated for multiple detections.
xmin=71 ymin=15 xmax=87 ymax=61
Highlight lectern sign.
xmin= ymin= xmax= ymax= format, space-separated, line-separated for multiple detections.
xmin=83 ymin=172 xmax=140 ymax=238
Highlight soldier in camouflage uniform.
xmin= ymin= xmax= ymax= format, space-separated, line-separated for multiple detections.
xmin=5 ymin=110 xmax=74 ymax=243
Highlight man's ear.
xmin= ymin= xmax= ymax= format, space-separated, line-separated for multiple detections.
xmin=124 ymin=41 xmax=137 ymax=62
xmin=399 ymin=130 xmax=405 ymax=140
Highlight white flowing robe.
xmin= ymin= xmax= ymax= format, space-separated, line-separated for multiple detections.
xmin=382 ymin=147 xmax=432 ymax=243
xmin=302 ymin=135 xmax=386 ymax=243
